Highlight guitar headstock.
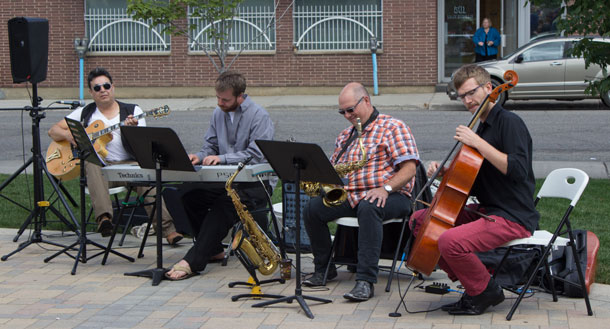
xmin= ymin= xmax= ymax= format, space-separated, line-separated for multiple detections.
xmin=151 ymin=105 xmax=170 ymax=118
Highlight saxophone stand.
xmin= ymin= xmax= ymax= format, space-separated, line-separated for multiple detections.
xmin=43 ymin=118 xmax=134 ymax=273
xmin=1 ymin=84 xmax=79 ymax=261
xmin=228 ymin=170 xmax=288 ymax=300
xmin=120 ymin=126 xmax=196 ymax=286
xmin=229 ymin=221 xmax=286 ymax=301
xmin=253 ymin=140 xmax=342 ymax=319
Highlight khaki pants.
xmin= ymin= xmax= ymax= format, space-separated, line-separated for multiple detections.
xmin=85 ymin=160 xmax=176 ymax=237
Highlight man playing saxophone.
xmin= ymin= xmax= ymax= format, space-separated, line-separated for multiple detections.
xmin=303 ymin=82 xmax=419 ymax=301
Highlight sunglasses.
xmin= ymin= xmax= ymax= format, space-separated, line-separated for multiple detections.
xmin=338 ymin=96 xmax=364 ymax=115
xmin=92 ymin=82 xmax=112 ymax=92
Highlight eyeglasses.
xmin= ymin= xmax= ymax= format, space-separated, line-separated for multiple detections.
xmin=457 ymin=84 xmax=484 ymax=100
xmin=338 ymin=96 xmax=364 ymax=115
xmin=92 ymin=82 xmax=112 ymax=92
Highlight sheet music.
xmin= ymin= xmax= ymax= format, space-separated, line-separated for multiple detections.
xmin=64 ymin=117 xmax=106 ymax=167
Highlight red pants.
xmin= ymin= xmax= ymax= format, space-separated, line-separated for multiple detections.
xmin=411 ymin=204 xmax=530 ymax=296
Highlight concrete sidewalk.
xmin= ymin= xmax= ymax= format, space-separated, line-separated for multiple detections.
xmin=0 ymin=227 xmax=608 ymax=328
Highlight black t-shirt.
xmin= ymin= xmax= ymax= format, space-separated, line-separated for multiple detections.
xmin=471 ymin=103 xmax=540 ymax=233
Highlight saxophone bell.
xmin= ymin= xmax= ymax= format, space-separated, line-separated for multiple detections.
xmin=320 ymin=184 xmax=347 ymax=207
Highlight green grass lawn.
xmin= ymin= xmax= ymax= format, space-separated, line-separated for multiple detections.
xmin=2 ymin=173 xmax=609 ymax=284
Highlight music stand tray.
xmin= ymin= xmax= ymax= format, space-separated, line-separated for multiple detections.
xmin=120 ymin=126 xmax=194 ymax=286
xmin=252 ymin=140 xmax=342 ymax=319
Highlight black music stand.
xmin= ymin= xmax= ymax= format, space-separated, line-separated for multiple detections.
xmin=44 ymin=118 xmax=134 ymax=273
xmin=120 ymin=126 xmax=194 ymax=286
xmin=252 ymin=140 xmax=342 ymax=319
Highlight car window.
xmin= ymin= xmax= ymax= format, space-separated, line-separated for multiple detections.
xmin=520 ymin=42 xmax=565 ymax=62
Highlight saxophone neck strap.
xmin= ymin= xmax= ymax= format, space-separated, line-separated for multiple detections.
xmin=336 ymin=108 xmax=378 ymax=163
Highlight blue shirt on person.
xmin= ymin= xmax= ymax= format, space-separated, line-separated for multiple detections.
xmin=473 ymin=27 xmax=501 ymax=57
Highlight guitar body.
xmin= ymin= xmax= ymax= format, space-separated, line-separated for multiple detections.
xmin=46 ymin=120 xmax=112 ymax=181
xmin=407 ymin=145 xmax=483 ymax=276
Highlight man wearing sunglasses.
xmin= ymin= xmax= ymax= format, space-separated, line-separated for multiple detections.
xmin=165 ymin=71 xmax=274 ymax=281
xmin=303 ymin=82 xmax=419 ymax=302
xmin=410 ymin=64 xmax=539 ymax=315
xmin=48 ymin=67 xmax=183 ymax=245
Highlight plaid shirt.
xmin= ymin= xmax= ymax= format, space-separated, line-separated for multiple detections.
xmin=331 ymin=113 xmax=419 ymax=207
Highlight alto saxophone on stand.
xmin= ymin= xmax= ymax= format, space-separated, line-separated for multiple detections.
xmin=226 ymin=162 xmax=281 ymax=276
xmin=301 ymin=118 xmax=368 ymax=207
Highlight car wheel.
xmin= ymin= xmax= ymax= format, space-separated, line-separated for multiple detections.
xmin=491 ymin=79 xmax=507 ymax=106
xmin=602 ymin=88 xmax=610 ymax=108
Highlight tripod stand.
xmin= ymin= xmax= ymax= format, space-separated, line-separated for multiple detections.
xmin=43 ymin=118 xmax=134 ymax=273
xmin=1 ymin=83 xmax=79 ymax=261
xmin=253 ymin=140 xmax=342 ymax=319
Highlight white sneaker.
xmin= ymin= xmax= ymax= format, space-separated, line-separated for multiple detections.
xmin=130 ymin=224 xmax=155 ymax=239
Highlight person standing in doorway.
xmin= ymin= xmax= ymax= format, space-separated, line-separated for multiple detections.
xmin=473 ymin=18 xmax=501 ymax=62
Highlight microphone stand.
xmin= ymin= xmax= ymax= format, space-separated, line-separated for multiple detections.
xmin=1 ymin=83 xmax=79 ymax=262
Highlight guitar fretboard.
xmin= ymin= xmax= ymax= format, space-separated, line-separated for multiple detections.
xmin=86 ymin=106 xmax=168 ymax=140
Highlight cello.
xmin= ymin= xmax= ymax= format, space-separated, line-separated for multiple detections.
xmin=407 ymin=70 xmax=519 ymax=276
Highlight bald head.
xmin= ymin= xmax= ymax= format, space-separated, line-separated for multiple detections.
xmin=340 ymin=82 xmax=370 ymax=102
xmin=338 ymin=82 xmax=373 ymax=125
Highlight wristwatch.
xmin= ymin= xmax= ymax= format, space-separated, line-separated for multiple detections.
xmin=383 ymin=184 xmax=392 ymax=193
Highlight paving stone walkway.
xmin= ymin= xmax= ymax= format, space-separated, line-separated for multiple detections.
xmin=0 ymin=228 xmax=608 ymax=328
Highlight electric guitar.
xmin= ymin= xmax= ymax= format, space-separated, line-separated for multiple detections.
xmin=46 ymin=105 xmax=170 ymax=181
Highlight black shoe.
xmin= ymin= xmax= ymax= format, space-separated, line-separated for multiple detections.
xmin=303 ymin=267 xmax=338 ymax=287
xmin=448 ymin=278 xmax=505 ymax=315
xmin=97 ymin=218 xmax=113 ymax=237
xmin=343 ymin=280 xmax=374 ymax=302
xmin=441 ymin=294 xmax=472 ymax=312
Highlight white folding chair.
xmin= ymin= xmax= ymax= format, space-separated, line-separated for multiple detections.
xmin=495 ymin=168 xmax=593 ymax=320
xmin=322 ymin=215 xmax=409 ymax=292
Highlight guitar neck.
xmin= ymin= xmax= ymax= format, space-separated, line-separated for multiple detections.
xmin=88 ymin=111 xmax=151 ymax=140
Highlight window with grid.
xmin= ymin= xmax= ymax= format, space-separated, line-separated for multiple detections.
xmin=188 ymin=0 xmax=276 ymax=53
xmin=293 ymin=0 xmax=382 ymax=52
xmin=85 ymin=0 xmax=171 ymax=54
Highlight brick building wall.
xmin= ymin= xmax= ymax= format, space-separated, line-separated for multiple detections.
xmin=0 ymin=0 xmax=437 ymax=95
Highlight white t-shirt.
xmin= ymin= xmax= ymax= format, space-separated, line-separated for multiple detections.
xmin=66 ymin=105 xmax=146 ymax=162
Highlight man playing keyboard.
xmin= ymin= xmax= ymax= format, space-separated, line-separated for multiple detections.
xmin=165 ymin=71 xmax=274 ymax=280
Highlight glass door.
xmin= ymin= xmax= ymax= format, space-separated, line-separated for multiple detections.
xmin=502 ymin=0 xmax=519 ymax=57
xmin=443 ymin=0 xmax=477 ymax=79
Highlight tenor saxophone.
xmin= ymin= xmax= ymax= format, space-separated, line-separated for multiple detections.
xmin=226 ymin=162 xmax=281 ymax=276
xmin=301 ymin=118 xmax=368 ymax=207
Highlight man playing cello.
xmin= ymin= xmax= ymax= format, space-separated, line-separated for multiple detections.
xmin=410 ymin=64 xmax=539 ymax=315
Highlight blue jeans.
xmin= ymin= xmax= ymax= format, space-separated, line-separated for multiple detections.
xmin=304 ymin=192 xmax=411 ymax=283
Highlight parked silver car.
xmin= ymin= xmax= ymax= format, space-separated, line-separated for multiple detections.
xmin=447 ymin=36 xmax=610 ymax=107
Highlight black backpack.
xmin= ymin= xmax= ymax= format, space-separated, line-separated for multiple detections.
xmin=539 ymin=229 xmax=588 ymax=297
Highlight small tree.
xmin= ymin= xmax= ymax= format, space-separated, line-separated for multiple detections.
xmin=128 ymin=0 xmax=291 ymax=73
xmin=532 ymin=0 xmax=610 ymax=102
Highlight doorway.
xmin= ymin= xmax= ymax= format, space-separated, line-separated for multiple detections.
xmin=440 ymin=0 xmax=521 ymax=80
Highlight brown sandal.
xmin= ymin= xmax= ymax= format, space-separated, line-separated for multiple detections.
xmin=165 ymin=264 xmax=198 ymax=281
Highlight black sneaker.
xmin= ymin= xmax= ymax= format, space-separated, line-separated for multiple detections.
xmin=441 ymin=294 xmax=472 ymax=311
xmin=303 ymin=267 xmax=338 ymax=287
xmin=97 ymin=218 xmax=113 ymax=237
xmin=448 ymin=279 xmax=505 ymax=315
